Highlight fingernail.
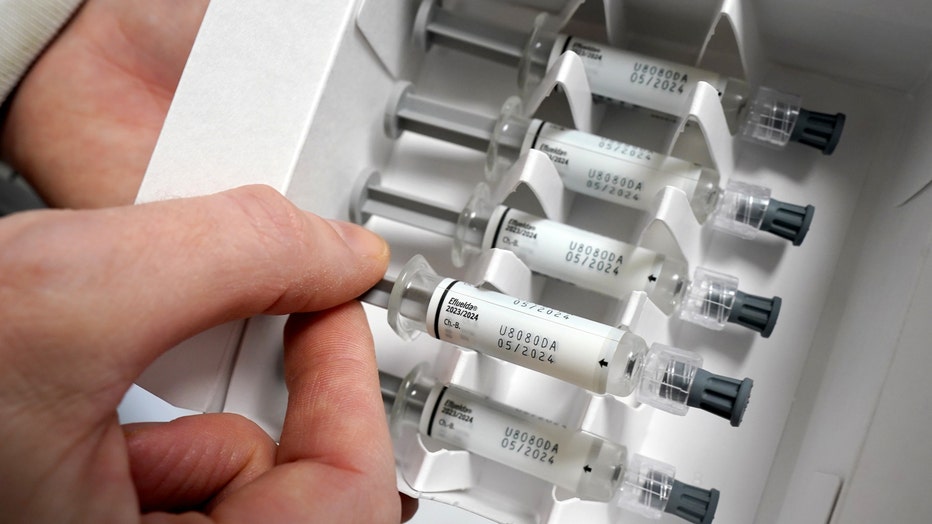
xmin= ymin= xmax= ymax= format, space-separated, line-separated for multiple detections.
xmin=329 ymin=220 xmax=389 ymax=259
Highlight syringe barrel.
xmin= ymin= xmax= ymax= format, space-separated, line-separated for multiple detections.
xmin=386 ymin=257 xmax=753 ymax=422
xmin=479 ymin=204 xmax=668 ymax=299
xmin=367 ymin=175 xmax=682 ymax=305
xmin=415 ymin=3 xmax=848 ymax=153
xmin=389 ymin=84 xmax=729 ymax=223
xmin=552 ymin=35 xmax=730 ymax=119
xmin=386 ymin=255 xmax=648 ymax=397
xmin=390 ymin=366 xmax=628 ymax=501
xmin=384 ymin=367 xmax=722 ymax=520
xmin=525 ymin=121 xmax=723 ymax=220
xmin=418 ymin=2 xmax=732 ymax=119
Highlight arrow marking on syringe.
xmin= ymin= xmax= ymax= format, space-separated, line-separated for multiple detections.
xmin=598 ymin=359 xmax=608 ymax=368
xmin=648 ymin=274 xmax=657 ymax=282
xmin=583 ymin=465 xmax=592 ymax=473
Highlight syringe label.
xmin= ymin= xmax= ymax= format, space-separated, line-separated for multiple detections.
xmin=531 ymin=123 xmax=702 ymax=211
xmin=427 ymin=281 xmax=620 ymax=392
xmin=564 ymin=36 xmax=724 ymax=116
xmin=628 ymin=61 xmax=690 ymax=96
xmin=487 ymin=208 xmax=661 ymax=298
xmin=427 ymin=386 xmax=601 ymax=492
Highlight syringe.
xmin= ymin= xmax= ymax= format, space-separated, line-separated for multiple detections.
xmin=354 ymin=172 xmax=782 ymax=337
xmin=386 ymin=82 xmax=815 ymax=245
xmin=363 ymin=255 xmax=753 ymax=426
xmin=413 ymin=0 xmax=846 ymax=154
xmin=380 ymin=366 xmax=720 ymax=523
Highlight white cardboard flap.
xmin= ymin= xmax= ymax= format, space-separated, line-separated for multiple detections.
xmin=136 ymin=0 xmax=358 ymax=410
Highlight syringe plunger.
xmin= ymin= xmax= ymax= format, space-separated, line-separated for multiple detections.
xmin=386 ymin=81 xmax=498 ymax=151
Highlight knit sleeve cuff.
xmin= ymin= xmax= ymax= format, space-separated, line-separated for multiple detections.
xmin=0 ymin=0 xmax=85 ymax=104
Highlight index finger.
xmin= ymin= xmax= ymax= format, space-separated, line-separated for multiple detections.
xmin=0 ymin=184 xmax=389 ymax=394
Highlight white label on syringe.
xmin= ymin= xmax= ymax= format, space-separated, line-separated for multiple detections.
xmin=484 ymin=207 xmax=662 ymax=298
xmin=561 ymin=35 xmax=726 ymax=116
xmin=426 ymin=280 xmax=621 ymax=392
xmin=531 ymin=122 xmax=702 ymax=210
xmin=426 ymin=386 xmax=604 ymax=493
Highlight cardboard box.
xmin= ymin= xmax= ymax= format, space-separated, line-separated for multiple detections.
xmin=135 ymin=1 xmax=932 ymax=522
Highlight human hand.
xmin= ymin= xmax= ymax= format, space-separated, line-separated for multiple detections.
xmin=0 ymin=185 xmax=415 ymax=522
xmin=0 ymin=0 xmax=209 ymax=208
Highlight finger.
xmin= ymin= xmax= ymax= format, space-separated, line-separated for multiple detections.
xmin=0 ymin=185 xmax=388 ymax=411
xmin=196 ymin=303 xmax=400 ymax=523
xmin=0 ymin=0 xmax=211 ymax=208
xmin=123 ymin=414 xmax=276 ymax=513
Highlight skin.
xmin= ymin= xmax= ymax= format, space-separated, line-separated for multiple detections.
xmin=0 ymin=1 xmax=417 ymax=522
xmin=1 ymin=0 xmax=209 ymax=208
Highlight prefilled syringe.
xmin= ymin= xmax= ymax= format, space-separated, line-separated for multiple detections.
xmin=380 ymin=366 xmax=720 ymax=523
xmin=386 ymin=82 xmax=815 ymax=245
xmin=353 ymin=172 xmax=782 ymax=337
xmin=413 ymin=0 xmax=846 ymax=154
xmin=363 ymin=255 xmax=753 ymax=426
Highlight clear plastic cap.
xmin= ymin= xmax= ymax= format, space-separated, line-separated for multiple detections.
xmin=738 ymin=86 xmax=801 ymax=149
xmin=679 ymin=266 xmax=781 ymax=337
xmin=635 ymin=344 xmax=704 ymax=417
xmin=678 ymin=267 xmax=739 ymax=331
xmin=616 ymin=454 xmax=676 ymax=519
xmin=711 ymin=180 xmax=815 ymax=245
xmin=616 ymin=454 xmax=720 ymax=524
xmin=739 ymin=86 xmax=845 ymax=154
xmin=638 ymin=344 xmax=753 ymax=426
xmin=710 ymin=180 xmax=770 ymax=241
